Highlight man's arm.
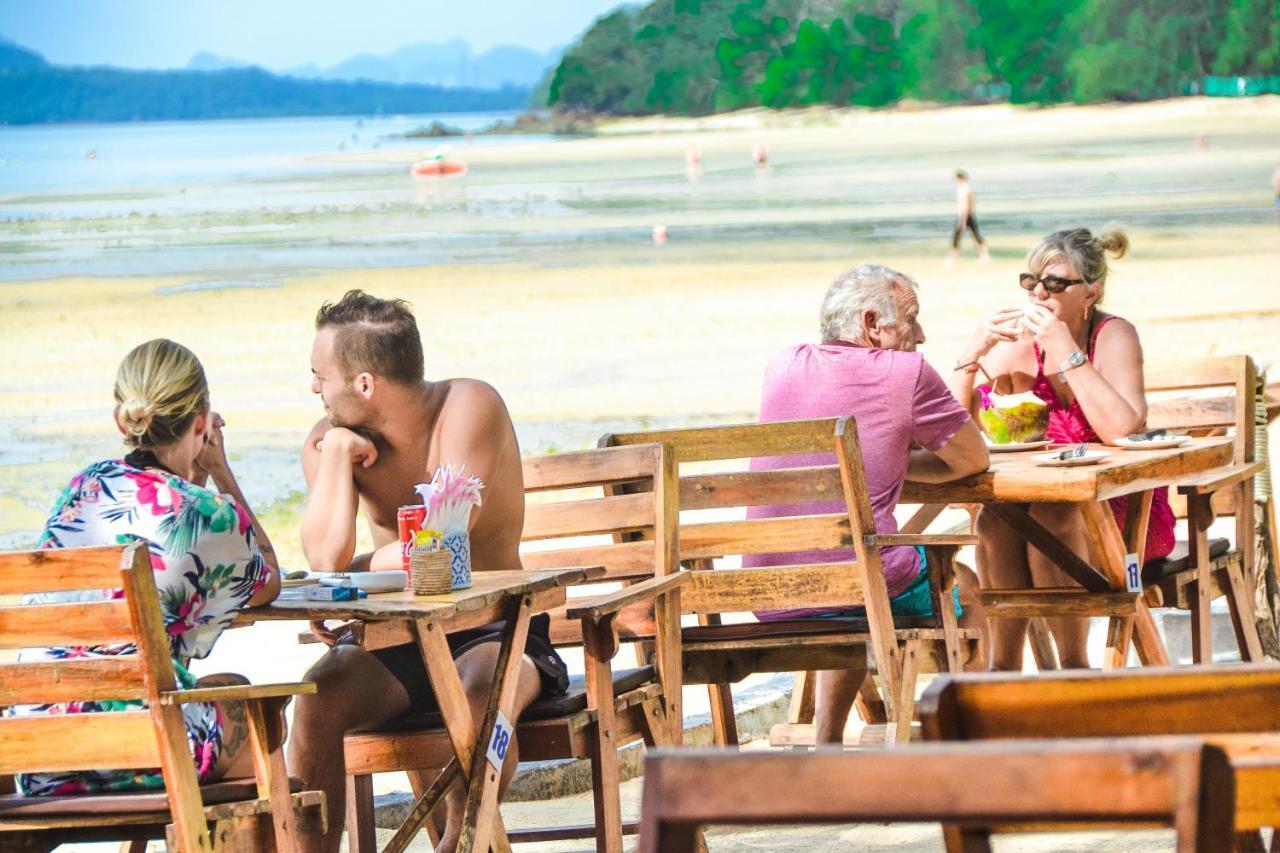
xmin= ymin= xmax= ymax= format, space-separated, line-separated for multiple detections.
xmin=907 ymin=360 xmax=990 ymax=484
xmin=908 ymin=418 xmax=989 ymax=483
xmin=300 ymin=420 xmax=377 ymax=571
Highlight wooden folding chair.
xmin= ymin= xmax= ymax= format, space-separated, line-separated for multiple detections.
xmin=1141 ymin=355 xmax=1268 ymax=662
xmin=920 ymin=664 xmax=1280 ymax=851
xmin=640 ymin=739 xmax=1236 ymax=853
xmin=0 ymin=542 xmax=325 ymax=852
xmin=341 ymin=442 xmax=686 ymax=853
xmin=603 ymin=416 xmax=980 ymax=745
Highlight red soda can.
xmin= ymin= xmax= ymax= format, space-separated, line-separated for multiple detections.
xmin=397 ymin=504 xmax=427 ymax=570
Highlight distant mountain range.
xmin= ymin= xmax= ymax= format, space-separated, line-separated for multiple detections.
xmin=0 ymin=36 xmax=534 ymax=125
xmin=185 ymin=39 xmax=561 ymax=90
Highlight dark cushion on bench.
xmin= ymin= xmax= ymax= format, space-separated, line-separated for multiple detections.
xmin=0 ymin=776 xmax=302 ymax=817
xmin=363 ymin=665 xmax=657 ymax=734
xmin=1142 ymin=537 xmax=1231 ymax=582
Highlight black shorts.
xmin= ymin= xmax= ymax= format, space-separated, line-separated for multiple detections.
xmin=339 ymin=612 xmax=569 ymax=714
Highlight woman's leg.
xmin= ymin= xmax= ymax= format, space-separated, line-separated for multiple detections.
xmin=974 ymin=506 xmax=1034 ymax=671
xmin=1026 ymin=503 xmax=1093 ymax=669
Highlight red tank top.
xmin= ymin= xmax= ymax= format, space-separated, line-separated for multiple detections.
xmin=1031 ymin=314 xmax=1176 ymax=563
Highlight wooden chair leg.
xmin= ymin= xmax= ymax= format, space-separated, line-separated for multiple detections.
xmin=119 ymin=842 xmax=147 ymax=853
xmin=787 ymin=670 xmax=816 ymax=726
xmin=707 ymin=682 xmax=739 ymax=747
xmin=1027 ymin=618 xmax=1059 ymax=670
xmin=345 ymin=773 xmax=378 ymax=853
xmin=854 ymin=673 xmax=888 ymax=725
xmin=1224 ymin=561 xmax=1266 ymax=662
xmin=889 ymin=640 xmax=922 ymax=744
xmin=405 ymin=770 xmax=445 ymax=846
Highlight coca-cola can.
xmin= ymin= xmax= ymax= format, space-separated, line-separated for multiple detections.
xmin=397 ymin=504 xmax=427 ymax=570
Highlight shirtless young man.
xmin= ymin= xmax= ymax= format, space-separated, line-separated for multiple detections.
xmin=287 ymin=290 xmax=568 ymax=853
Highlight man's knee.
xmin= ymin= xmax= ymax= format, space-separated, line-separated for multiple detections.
xmin=297 ymin=645 xmax=395 ymax=725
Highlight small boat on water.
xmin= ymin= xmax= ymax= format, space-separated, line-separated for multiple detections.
xmin=411 ymin=157 xmax=467 ymax=178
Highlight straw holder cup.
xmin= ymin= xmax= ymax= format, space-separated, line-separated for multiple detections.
xmin=410 ymin=546 xmax=452 ymax=595
xmin=444 ymin=528 xmax=473 ymax=589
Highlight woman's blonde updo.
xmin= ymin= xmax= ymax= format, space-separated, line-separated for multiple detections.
xmin=1026 ymin=225 xmax=1129 ymax=301
xmin=113 ymin=339 xmax=209 ymax=448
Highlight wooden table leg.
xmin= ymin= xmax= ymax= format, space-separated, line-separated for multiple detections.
xmin=457 ymin=596 xmax=533 ymax=853
xmin=415 ymin=616 xmax=515 ymax=853
xmin=1079 ymin=499 xmax=1170 ymax=667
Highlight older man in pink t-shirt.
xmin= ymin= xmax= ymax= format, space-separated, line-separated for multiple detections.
xmin=744 ymin=263 xmax=989 ymax=743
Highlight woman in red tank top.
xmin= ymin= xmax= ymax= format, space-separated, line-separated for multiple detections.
xmin=946 ymin=226 xmax=1173 ymax=671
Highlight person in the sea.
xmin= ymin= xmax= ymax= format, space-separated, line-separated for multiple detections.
xmin=288 ymin=290 xmax=568 ymax=853
xmin=946 ymin=226 xmax=1166 ymax=671
xmin=743 ymin=264 xmax=990 ymax=744
xmin=15 ymin=338 xmax=280 ymax=795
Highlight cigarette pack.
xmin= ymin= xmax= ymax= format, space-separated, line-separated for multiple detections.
xmin=305 ymin=585 xmax=367 ymax=602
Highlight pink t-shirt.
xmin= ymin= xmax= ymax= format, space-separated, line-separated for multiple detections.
xmin=745 ymin=342 xmax=972 ymax=619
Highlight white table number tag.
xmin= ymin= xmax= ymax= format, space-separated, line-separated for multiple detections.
xmin=486 ymin=710 xmax=514 ymax=771
xmin=1124 ymin=553 xmax=1142 ymax=593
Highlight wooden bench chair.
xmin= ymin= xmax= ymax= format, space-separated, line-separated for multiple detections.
xmin=603 ymin=416 xmax=981 ymax=745
xmin=341 ymin=442 xmax=686 ymax=853
xmin=1021 ymin=354 xmax=1270 ymax=668
xmin=919 ymin=664 xmax=1280 ymax=851
xmin=0 ymin=542 xmax=325 ymax=852
xmin=639 ymin=738 xmax=1235 ymax=853
xmin=1142 ymin=354 xmax=1268 ymax=662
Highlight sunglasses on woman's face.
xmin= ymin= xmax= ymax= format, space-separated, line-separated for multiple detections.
xmin=1019 ymin=272 xmax=1086 ymax=294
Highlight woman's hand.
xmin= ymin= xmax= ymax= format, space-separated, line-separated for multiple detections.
xmin=315 ymin=427 xmax=378 ymax=469
xmin=1018 ymin=304 xmax=1078 ymax=362
xmin=958 ymin=308 xmax=1022 ymax=364
xmin=193 ymin=412 xmax=230 ymax=483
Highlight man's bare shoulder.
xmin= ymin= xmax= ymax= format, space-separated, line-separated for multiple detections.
xmin=440 ymin=379 xmax=510 ymax=420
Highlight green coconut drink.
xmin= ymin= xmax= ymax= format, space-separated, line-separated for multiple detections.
xmin=978 ymin=390 xmax=1048 ymax=444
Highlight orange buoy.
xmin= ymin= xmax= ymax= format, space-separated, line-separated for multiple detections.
xmin=411 ymin=158 xmax=467 ymax=177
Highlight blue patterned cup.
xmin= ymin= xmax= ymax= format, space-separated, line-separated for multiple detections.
xmin=443 ymin=528 xmax=472 ymax=590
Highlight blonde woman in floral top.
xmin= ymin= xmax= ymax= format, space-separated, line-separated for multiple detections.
xmin=16 ymin=339 xmax=280 ymax=796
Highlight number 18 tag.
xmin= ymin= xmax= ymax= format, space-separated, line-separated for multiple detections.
xmin=1124 ymin=553 xmax=1142 ymax=593
xmin=485 ymin=710 xmax=514 ymax=771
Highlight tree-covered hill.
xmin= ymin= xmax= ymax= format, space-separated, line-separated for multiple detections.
xmin=0 ymin=43 xmax=530 ymax=125
xmin=546 ymin=0 xmax=1280 ymax=114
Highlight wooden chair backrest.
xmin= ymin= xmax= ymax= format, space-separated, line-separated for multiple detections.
xmin=601 ymin=417 xmax=889 ymax=618
xmin=1 ymin=543 xmax=172 ymax=773
xmin=919 ymin=664 xmax=1280 ymax=741
xmin=0 ymin=543 xmax=212 ymax=849
xmin=1145 ymin=355 xmax=1257 ymax=465
xmin=520 ymin=442 xmax=677 ymax=582
xmin=639 ymin=740 xmax=1235 ymax=853
xmin=919 ymin=665 xmax=1280 ymax=833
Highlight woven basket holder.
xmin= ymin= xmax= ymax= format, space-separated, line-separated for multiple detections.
xmin=410 ymin=546 xmax=452 ymax=595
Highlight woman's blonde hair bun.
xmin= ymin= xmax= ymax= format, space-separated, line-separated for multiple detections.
xmin=1098 ymin=225 xmax=1129 ymax=259
xmin=112 ymin=339 xmax=209 ymax=449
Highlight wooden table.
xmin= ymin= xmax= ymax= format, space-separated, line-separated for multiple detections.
xmin=899 ymin=437 xmax=1236 ymax=668
xmin=238 ymin=567 xmax=602 ymax=853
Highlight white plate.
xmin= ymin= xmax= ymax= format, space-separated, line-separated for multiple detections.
xmin=984 ymin=438 xmax=1052 ymax=452
xmin=1113 ymin=435 xmax=1191 ymax=450
xmin=318 ymin=570 xmax=409 ymax=593
xmin=1034 ymin=450 xmax=1111 ymax=467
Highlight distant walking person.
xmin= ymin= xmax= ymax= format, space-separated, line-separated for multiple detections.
xmin=949 ymin=169 xmax=991 ymax=264
xmin=1272 ymin=165 xmax=1280 ymax=222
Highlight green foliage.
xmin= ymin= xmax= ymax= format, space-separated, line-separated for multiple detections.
xmin=545 ymin=0 xmax=1280 ymax=115
xmin=0 ymin=66 xmax=529 ymax=125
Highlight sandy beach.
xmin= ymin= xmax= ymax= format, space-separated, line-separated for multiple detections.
xmin=2 ymin=96 xmax=1278 ymax=851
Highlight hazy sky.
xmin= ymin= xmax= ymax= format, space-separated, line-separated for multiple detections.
xmin=0 ymin=0 xmax=623 ymax=68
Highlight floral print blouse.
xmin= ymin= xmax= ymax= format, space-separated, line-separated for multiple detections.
xmin=14 ymin=459 xmax=269 ymax=795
